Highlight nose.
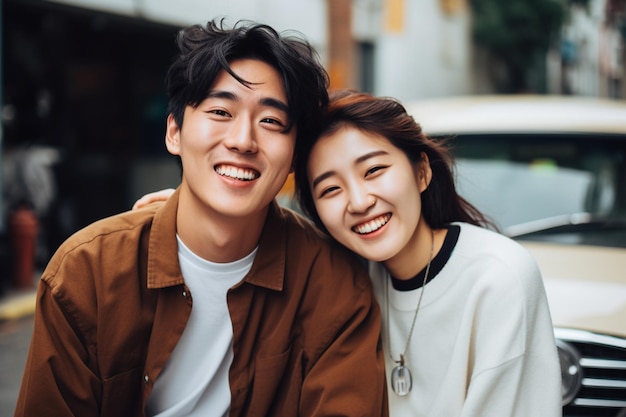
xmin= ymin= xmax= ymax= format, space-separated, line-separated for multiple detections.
xmin=224 ymin=118 xmax=258 ymax=154
xmin=347 ymin=186 xmax=376 ymax=214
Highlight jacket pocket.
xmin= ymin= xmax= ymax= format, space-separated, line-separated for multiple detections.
xmin=101 ymin=366 xmax=143 ymax=416
xmin=233 ymin=346 xmax=298 ymax=417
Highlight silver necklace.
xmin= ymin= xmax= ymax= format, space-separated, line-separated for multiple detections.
xmin=386 ymin=229 xmax=434 ymax=396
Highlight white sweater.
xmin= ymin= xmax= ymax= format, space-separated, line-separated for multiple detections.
xmin=369 ymin=223 xmax=562 ymax=417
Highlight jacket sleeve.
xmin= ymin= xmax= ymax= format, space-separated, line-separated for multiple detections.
xmin=14 ymin=277 xmax=102 ymax=416
xmin=299 ymin=254 xmax=389 ymax=417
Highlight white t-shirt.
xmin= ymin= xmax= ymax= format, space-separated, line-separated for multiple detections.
xmin=146 ymin=236 xmax=257 ymax=417
xmin=370 ymin=223 xmax=561 ymax=417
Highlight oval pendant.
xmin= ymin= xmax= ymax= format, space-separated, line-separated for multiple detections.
xmin=391 ymin=365 xmax=412 ymax=396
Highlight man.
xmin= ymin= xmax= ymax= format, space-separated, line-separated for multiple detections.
xmin=15 ymin=19 xmax=387 ymax=417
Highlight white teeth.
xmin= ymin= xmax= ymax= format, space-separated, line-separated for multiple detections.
xmin=216 ymin=165 xmax=259 ymax=181
xmin=353 ymin=214 xmax=391 ymax=234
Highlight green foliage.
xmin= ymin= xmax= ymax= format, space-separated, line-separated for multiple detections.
xmin=471 ymin=0 xmax=566 ymax=92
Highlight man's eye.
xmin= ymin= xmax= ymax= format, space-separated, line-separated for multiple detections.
xmin=261 ymin=117 xmax=285 ymax=127
xmin=209 ymin=109 xmax=230 ymax=117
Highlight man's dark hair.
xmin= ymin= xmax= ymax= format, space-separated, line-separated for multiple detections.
xmin=165 ymin=18 xmax=329 ymax=152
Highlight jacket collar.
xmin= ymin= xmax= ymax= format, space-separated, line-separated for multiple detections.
xmin=243 ymin=200 xmax=286 ymax=291
xmin=147 ymin=188 xmax=286 ymax=292
xmin=146 ymin=188 xmax=183 ymax=289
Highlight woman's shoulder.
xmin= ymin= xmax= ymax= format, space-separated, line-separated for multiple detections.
xmin=452 ymin=222 xmax=542 ymax=282
xmin=455 ymin=222 xmax=531 ymax=257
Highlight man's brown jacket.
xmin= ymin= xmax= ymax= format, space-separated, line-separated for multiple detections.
xmin=14 ymin=190 xmax=388 ymax=416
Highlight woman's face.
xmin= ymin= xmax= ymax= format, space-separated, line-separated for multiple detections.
xmin=308 ymin=125 xmax=431 ymax=264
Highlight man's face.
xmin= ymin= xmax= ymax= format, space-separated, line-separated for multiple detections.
xmin=166 ymin=58 xmax=295 ymax=221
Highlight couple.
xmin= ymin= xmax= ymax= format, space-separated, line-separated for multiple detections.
xmin=15 ymin=18 xmax=561 ymax=417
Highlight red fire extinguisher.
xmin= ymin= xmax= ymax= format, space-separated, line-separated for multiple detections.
xmin=8 ymin=204 xmax=39 ymax=289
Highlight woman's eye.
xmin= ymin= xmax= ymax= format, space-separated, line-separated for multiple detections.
xmin=319 ymin=186 xmax=339 ymax=198
xmin=365 ymin=165 xmax=387 ymax=177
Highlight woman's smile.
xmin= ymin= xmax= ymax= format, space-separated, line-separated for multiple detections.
xmin=352 ymin=213 xmax=392 ymax=235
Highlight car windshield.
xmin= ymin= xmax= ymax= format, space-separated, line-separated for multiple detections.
xmin=450 ymin=133 xmax=626 ymax=247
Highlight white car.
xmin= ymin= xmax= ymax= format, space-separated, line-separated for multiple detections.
xmin=405 ymin=95 xmax=626 ymax=417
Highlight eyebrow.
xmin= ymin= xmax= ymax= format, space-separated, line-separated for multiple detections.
xmin=312 ymin=171 xmax=335 ymax=189
xmin=355 ymin=150 xmax=388 ymax=164
xmin=311 ymin=150 xmax=389 ymax=188
xmin=261 ymin=97 xmax=289 ymax=114
xmin=206 ymin=90 xmax=289 ymax=114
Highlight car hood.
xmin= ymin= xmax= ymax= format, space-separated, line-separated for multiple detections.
xmin=520 ymin=241 xmax=626 ymax=339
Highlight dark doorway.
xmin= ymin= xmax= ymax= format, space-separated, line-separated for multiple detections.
xmin=2 ymin=0 xmax=180 ymax=264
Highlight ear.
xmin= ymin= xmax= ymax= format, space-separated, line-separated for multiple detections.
xmin=417 ymin=152 xmax=432 ymax=193
xmin=165 ymin=114 xmax=181 ymax=156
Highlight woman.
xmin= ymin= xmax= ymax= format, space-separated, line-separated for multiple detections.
xmin=134 ymin=90 xmax=562 ymax=417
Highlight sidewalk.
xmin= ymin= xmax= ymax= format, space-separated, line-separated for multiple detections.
xmin=0 ymin=271 xmax=39 ymax=322
xmin=0 ymin=289 xmax=37 ymax=322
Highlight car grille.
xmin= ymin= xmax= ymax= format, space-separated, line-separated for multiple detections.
xmin=556 ymin=328 xmax=626 ymax=417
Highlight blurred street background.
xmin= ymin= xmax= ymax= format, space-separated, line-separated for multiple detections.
xmin=0 ymin=315 xmax=32 ymax=417
xmin=1 ymin=0 xmax=625 ymax=414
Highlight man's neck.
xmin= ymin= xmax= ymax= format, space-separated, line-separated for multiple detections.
xmin=176 ymin=196 xmax=268 ymax=264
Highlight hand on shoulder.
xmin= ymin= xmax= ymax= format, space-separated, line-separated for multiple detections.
xmin=132 ymin=188 xmax=176 ymax=210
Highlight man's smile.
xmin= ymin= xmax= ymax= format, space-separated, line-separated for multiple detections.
xmin=215 ymin=164 xmax=260 ymax=181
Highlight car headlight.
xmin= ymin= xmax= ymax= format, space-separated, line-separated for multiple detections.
xmin=557 ymin=338 xmax=583 ymax=406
